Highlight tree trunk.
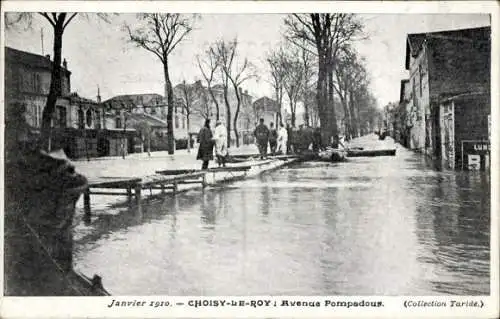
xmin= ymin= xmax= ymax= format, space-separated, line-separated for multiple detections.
xmin=289 ymin=99 xmax=296 ymax=127
xmin=186 ymin=114 xmax=191 ymax=153
xmin=317 ymin=57 xmax=328 ymax=145
xmin=163 ymin=60 xmax=175 ymax=154
xmin=223 ymin=84 xmax=231 ymax=148
xmin=348 ymin=90 xmax=358 ymax=138
xmin=275 ymin=87 xmax=282 ymax=126
xmin=41 ymin=18 xmax=65 ymax=151
xmin=327 ymin=67 xmax=338 ymax=140
xmin=207 ymin=86 xmax=220 ymax=120
xmin=147 ymin=132 xmax=151 ymax=156
xmin=233 ymin=87 xmax=241 ymax=148
xmin=304 ymin=102 xmax=310 ymax=126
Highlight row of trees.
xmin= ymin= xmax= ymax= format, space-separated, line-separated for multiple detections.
xmin=265 ymin=14 xmax=381 ymax=143
xmin=7 ymin=12 xmax=382 ymax=155
xmin=7 ymin=13 xmax=257 ymax=154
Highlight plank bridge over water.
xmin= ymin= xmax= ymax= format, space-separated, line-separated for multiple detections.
xmin=83 ymin=155 xmax=298 ymax=217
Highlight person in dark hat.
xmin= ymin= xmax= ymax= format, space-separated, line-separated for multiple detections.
xmin=197 ymin=119 xmax=214 ymax=169
xmin=253 ymin=118 xmax=269 ymax=159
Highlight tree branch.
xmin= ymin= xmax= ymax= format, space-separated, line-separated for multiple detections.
xmin=62 ymin=13 xmax=78 ymax=30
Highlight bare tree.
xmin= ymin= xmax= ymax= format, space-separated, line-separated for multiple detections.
xmin=333 ymin=47 xmax=368 ymax=138
xmin=282 ymin=49 xmax=305 ymax=127
xmin=178 ymin=80 xmax=205 ymax=153
xmin=197 ymin=49 xmax=221 ymax=120
xmin=213 ymin=38 xmax=255 ymax=147
xmin=6 ymin=12 xmax=111 ymax=151
xmin=190 ymin=82 xmax=212 ymax=120
xmin=266 ymin=46 xmax=287 ymax=125
xmin=299 ymin=40 xmax=316 ymax=126
xmin=284 ymin=13 xmax=364 ymax=144
xmin=125 ymin=13 xmax=197 ymax=154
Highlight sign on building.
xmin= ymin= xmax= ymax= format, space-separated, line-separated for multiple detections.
xmin=461 ymin=140 xmax=490 ymax=171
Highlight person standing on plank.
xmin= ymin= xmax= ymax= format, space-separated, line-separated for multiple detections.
xmin=253 ymin=118 xmax=269 ymax=160
xmin=276 ymin=123 xmax=288 ymax=155
xmin=214 ymin=120 xmax=228 ymax=167
xmin=197 ymin=119 xmax=214 ymax=169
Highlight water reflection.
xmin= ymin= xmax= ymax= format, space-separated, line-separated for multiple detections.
xmin=74 ymin=146 xmax=490 ymax=296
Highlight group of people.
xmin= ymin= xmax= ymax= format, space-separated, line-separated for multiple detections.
xmin=196 ymin=119 xmax=228 ymax=169
xmin=253 ymin=118 xmax=288 ymax=159
xmin=196 ymin=117 xmax=348 ymax=169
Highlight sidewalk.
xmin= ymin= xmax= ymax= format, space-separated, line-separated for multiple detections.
xmin=73 ymin=144 xmax=259 ymax=180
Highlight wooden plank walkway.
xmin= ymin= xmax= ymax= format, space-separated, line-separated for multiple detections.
xmin=83 ymin=157 xmax=298 ymax=219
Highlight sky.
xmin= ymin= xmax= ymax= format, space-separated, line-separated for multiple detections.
xmin=4 ymin=12 xmax=491 ymax=109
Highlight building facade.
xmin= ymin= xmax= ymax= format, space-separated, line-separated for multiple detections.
xmin=5 ymin=46 xmax=71 ymax=131
xmin=403 ymin=26 xmax=490 ymax=167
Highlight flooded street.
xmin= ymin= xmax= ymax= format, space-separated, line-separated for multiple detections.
xmin=73 ymin=144 xmax=490 ymax=296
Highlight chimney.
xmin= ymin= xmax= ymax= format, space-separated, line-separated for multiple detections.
xmin=244 ymin=90 xmax=248 ymax=95
xmin=45 ymin=54 xmax=50 ymax=60
xmin=239 ymin=87 xmax=243 ymax=94
xmin=97 ymin=86 xmax=101 ymax=103
xmin=62 ymin=58 xmax=68 ymax=69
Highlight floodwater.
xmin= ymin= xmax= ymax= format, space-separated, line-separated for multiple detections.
xmin=73 ymin=145 xmax=490 ymax=296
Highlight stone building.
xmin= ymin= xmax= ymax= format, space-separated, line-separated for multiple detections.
xmin=5 ymin=46 xmax=71 ymax=132
xmin=4 ymin=46 xmax=133 ymax=158
xmin=403 ymin=26 xmax=490 ymax=165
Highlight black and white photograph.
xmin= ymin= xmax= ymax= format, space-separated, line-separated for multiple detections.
xmin=1 ymin=1 xmax=498 ymax=318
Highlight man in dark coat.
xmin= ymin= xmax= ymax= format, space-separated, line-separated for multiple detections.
xmin=197 ymin=119 xmax=214 ymax=169
xmin=268 ymin=122 xmax=278 ymax=156
xmin=253 ymin=118 xmax=269 ymax=159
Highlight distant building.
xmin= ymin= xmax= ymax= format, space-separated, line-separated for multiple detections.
xmin=174 ymin=82 xmax=254 ymax=145
xmin=404 ymin=26 xmax=490 ymax=163
xmin=4 ymin=46 xmax=133 ymax=158
xmin=252 ymin=96 xmax=280 ymax=126
xmin=5 ymin=46 xmax=71 ymax=131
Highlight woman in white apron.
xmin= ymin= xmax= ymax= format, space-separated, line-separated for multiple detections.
xmin=214 ymin=120 xmax=228 ymax=167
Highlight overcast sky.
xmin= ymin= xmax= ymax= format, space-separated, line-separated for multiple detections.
xmin=5 ymin=12 xmax=491 ymax=108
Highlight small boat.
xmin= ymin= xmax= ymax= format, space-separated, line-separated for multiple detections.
xmin=318 ymin=147 xmax=348 ymax=162
xmin=346 ymin=149 xmax=396 ymax=157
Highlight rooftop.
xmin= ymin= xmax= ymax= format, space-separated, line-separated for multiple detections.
xmin=5 ymin=46 xmax=71 ymax=75
xmin=405 ymin=26 xmax=490 ymax=70
xmin=103 ymin=93 xmax=165 ymax=109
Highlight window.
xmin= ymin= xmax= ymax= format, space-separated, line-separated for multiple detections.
xmin=55 ymin=106 xmax=67 ymax=128
xmin=95 ymin=111 xmax=101 ymax=129
xmin=33 ymin=73 xmax=41 ymax=93
xmin=182 ymin=116 xmax=185 ymax=129
xmin=86 ymin=109 xmax=93 ymax=127
xmin=78 ymin=109 xmax=85 ymax=129
xmin=175 ymin=115 xmax=179 ymax=129
xmin=116 ymin=117 xmax=122 ymax=129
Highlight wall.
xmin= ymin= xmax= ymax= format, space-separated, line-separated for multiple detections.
xmin=427 ymin=37 xmax=490 ymax=101
xmin=427 ymin=35 xmax=490 ymax=159
xmin=408 ymin=45 xmax=429 ymax=151
xmin=453 ymin=95 xmax=490 ymax=169
xmin=5 ymin=54 xmax=72 ymax=130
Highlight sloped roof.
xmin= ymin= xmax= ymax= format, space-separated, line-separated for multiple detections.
xmin=253 ymin=96 xmax=279 ymax=112
xmin=405 ymin=26 xmax=490 ymax=70
xmin=67 ymin=92 xmax=99 ymax=105
xmin=126 ymin=112 xmax=168 ymax=128
xmin=5 ymin=46 xmax=71 ymax=75
xmin=102 ymin=93 xmax=165 ymax=109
